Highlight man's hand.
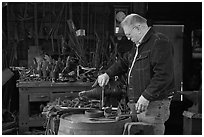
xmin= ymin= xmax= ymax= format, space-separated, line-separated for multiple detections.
xmin=92 ymin=73 xmax=110 ymax=87
xmin=78 ymin=90 xmax=86 ymax=98
xmin=135 ymin=95 xmax=149 ymax=113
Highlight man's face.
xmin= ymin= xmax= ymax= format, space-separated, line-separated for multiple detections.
xmin=123 ymin=25 xmax=141 ymax=43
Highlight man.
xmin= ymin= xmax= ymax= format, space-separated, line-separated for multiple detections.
xmin=96 ymin=13 xmax=176 ymax=134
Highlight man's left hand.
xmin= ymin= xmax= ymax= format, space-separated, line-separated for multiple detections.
xmin=135 ymin=95 xmax=149 ymax=113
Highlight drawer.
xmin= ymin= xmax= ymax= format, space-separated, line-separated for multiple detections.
xmin=29 ymin=93 xmax=50 ymax=102
xmin=50 ymin=91 xmax=79 ymax=101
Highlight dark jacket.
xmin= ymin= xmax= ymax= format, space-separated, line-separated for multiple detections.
xmin=106 ymin=28 xmax=176 ymax=102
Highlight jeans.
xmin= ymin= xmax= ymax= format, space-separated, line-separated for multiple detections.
xmin=128 ymin=98 xmax=171 ymax=135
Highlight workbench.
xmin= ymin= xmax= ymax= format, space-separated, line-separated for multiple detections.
xmin=17 ymin=81 xmax=92 ymax=134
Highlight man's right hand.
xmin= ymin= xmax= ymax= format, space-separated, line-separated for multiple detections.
xmin=78 ymin=90 xmax=86 ymax=97
xmin=92 ymin=73 xmax=110 ymax=87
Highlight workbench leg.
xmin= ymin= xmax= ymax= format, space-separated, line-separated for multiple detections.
xmin=19 ymin=90 xmax=29 ymax=134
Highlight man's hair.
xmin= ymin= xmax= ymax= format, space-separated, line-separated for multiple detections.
xmin=121 ymin=13 xmax=147 ymax=28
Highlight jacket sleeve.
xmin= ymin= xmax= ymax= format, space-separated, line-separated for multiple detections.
xmin=105 ymin=52 xmax=129 ymax=78
xmin=142 ymin=38 xmax=175 ymax=101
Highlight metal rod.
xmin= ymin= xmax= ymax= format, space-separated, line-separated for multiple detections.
xmin=101 ymin=86 xmax=105 ymax=108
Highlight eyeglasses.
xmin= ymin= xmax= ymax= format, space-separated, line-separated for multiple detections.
xmin=125 ymin=26 xmax=137 ymax=38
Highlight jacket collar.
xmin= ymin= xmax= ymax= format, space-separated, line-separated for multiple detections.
xmin=139 ymin=27 xmax=154 ymax=45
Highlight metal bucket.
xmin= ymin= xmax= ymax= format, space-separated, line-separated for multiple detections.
xmin=58 ymin=113 xmax=131 ymax=135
